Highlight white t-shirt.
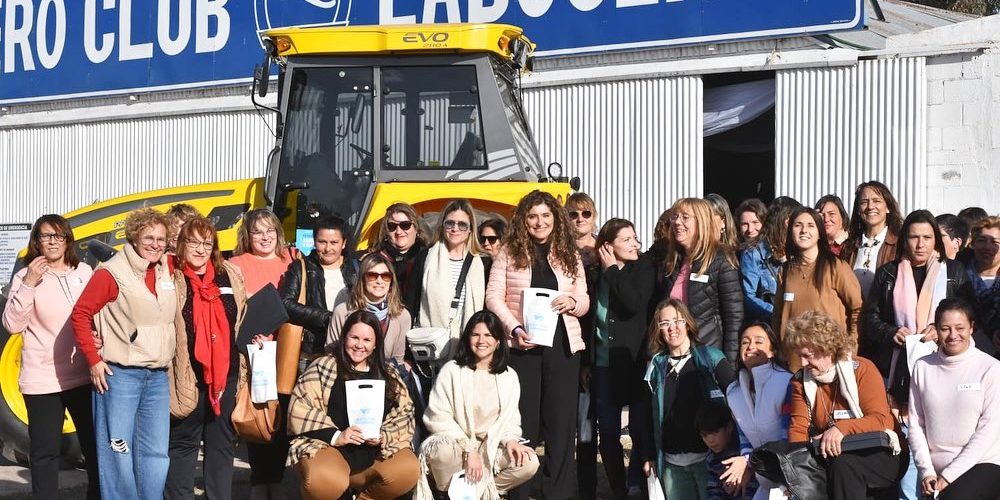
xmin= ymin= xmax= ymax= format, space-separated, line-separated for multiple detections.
xmin=323 ymin=267 xmax=349 ymax=311
xmin=853 ymin=226 xmax=889 ymax=297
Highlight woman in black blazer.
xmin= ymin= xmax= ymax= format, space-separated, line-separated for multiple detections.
xmin=588 ymin=218 xmax=655 ymax=499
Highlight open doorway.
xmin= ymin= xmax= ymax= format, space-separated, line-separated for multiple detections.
xmin=703 ymin=71 xmax=776 ymax=208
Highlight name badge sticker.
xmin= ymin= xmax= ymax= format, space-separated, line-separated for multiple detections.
xmin=219 ymin=287 xmax=234 ymax=295
xmin=783 ymin=292 xmax=795 ymax=302
xmin=958 ymin=383 xmax=982 ymax=392
xmin=709 ymin=389 xmax=724 ymax=399
xmin=73 ymin=276 xmax=85 ymax=286
xmin=690 ymin=273 xmax=709 ymax=283
xmin=833 ymin=409 xmax=851 ymax=420
xmin=160 ymin=280 xmax=175 ymax=290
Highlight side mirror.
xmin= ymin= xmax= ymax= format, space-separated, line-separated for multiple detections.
xmin=509 ymin=38 xmax=532 ymax=70
xmin=350 ymin=94 xmax=366 ymax=134
xmin=256 ymin=40 xmax=275 ymax=98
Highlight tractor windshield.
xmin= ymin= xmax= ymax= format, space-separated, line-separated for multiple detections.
xmin=277 ymin=66 xmax=374 ymax=230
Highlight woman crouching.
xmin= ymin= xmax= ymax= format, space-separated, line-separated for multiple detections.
xmin=417 ymin=310 xmax=539 ymax=499
xmin=288 ymin=310 xmax=419 ymax=500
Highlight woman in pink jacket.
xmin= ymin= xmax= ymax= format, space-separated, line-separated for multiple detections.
xmin=486 ymin=190 xmax=590 ymax=500
xmin=2 ymin=215 xmax=98 ymax=499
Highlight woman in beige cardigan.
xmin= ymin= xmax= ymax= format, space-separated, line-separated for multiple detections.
xmin=327 ymin=252 xmax=410 ymax=363
xmin=417 ymin=310 xmax=538 ymax=499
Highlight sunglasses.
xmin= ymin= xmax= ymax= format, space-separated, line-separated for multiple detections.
xmin=365 ymin=271 xmax=393 ymax=282
xmin=386 ymin=221 xmax=414 ymax=232
xmin=568 ymin=210 xmax=593 ymax=220
xmin=444 ymin=220 xmax=470 ymax=232
xmin=479 ymin=235 xmax=500 ymax=245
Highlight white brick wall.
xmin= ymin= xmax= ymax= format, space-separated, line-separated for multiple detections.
xmin=925 ymin=49 xmax=1000 ymax=215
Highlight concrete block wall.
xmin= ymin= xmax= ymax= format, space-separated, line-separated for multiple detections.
xmin=925 ymin=49 xmax=1000 ymax=215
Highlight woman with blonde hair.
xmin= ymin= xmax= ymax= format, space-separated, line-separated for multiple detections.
xmin=657 ymin=198 xmax=743 ymax=363
xmin=566 ymin=192 xmax=599 ymax=268
xmin=328 ymin=252 xmax=410 ymax=364
xmin=705 ymin=193 xmax=738 ymax=250
xmin=785 ymin=311 xmax=907 ymax=500
xmin=406 ymin=199 xmax=490 ymax=348
xmin=486 ymin=190 xmax=589 ymax=500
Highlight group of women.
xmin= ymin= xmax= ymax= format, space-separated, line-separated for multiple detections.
xmin=3 ymin=180 xmax=999 ymax=500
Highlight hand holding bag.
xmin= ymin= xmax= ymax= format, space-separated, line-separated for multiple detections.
xmin=276 ymin=257 xmax=307 ymax=394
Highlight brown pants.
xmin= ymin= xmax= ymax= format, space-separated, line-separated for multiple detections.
xmin=298 ymin=446 xmax=420 ymax=500
xmin=426 ymin=439 xmax=539 ymax=494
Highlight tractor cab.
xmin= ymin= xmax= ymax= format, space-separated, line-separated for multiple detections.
xmin=257 ymin=24 xmax=563 ymax=249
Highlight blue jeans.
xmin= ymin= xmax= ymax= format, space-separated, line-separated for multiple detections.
xmin=661 ymin=461 xmax=709 ymax=500
xmin=899 ymin=423 xmax=918 ymax=500
xmin=93 ymin=365 xmax=171 ymax=500
xmin=593 ymin=366 xmax=645 ymax=495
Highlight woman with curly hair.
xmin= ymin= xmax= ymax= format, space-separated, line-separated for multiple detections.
xmin=786 ymin=310 xmax=908 ymax=500
xmin=485 ymin=190 xmax=590 ymax=500
xmin=842 ymin=181 xmax=903 ymax=297
xmin=657 ymin=198 xmax=744 ymax=363
xmin=288 ymin=310 xmax=419 ymax=500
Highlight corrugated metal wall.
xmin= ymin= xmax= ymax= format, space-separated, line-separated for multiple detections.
xmin=776 ymin=57 xmax=926 ymax=213
xmin=0 ymin=112 xmax=276 ymax=222
xmin=522 ymin=76 xmax=704 ymax=243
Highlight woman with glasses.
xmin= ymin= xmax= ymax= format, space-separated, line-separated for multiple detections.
xmin=657 ymin=198 xmax=744 ymax=364
xmin=228 ymin=209 xmax=300 ymax=500
xmin=486 ymin=190 xmax=590 ymax=500
xmin=406 ymin=199 xmax=490 ymax=352
xmin=964 ymin=216 xmax=1000 ymax=353
xmin=478 ymin=218 xmax=508 ymax=260
xmin=566 ymin=193 xmax=599 ymax=268
xmin=772 ymin=207 xmax=862 ymax=371
xmin=3 ymin=215 xmax=98 ymax=499
xmin=164 ymin=217 xmax=248 ymax=500
xmin=842 ymin=181 xmax=903 ymax=297
xmin=371 ymin=203 xmax=430 ymax=293
xmin=640 ymin=299 xmax=735 ymax=500
xmin=328 ymin=253 xmax=410 ymax=364
xmin=71 ymin=208 xmax=176 ymax=500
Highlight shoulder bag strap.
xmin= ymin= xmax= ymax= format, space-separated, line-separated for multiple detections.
xmin=297 ymin=257 xmax=307 ymax=305
xmin=448 ymin=254 xmax=475 ymax=322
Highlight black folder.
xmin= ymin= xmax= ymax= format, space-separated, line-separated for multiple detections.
xmin=236 ymin=283 xmax=289 ymax=355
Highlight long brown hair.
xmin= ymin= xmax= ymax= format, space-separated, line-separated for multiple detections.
xmin=24 ymin=214 xmax=79 ymax=268
xmin=847 ymin=181 xmax=903 ymax=241
xmin=663 ymin=198 xmax=732 ymax=276
xmin=505 ymin=190 xmax=580 ymax=277
xmin=347 ymin=253 xmax=405 ymax=316
xmin=784 ymin=207 xmax=837 ymax=289
xmin=647 ymin=298 xmax=700 ymax=355
xmin=175 ymin=216 xmax=225 ymax=275
xmin=234 ymin=209 xmax=290 ymax=258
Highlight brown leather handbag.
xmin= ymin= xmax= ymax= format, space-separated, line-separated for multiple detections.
xmin=231 ymin=370 xmax=282 ymax=443
xmin=276 ymin=257 xmax=306 ymax=394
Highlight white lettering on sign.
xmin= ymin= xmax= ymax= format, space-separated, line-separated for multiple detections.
xmin=196 ymin=0 xmax=229 ymax=53
xmin=519 ymin=0 xmax=554 ymax=18
xmin=158 ymin=0 xmax=191 ymax=56
xmin=84 ymin=0 xmax=114 ymax=64
xmin=36 ymin=0 xmax=66 ymax=69
xmin=119 ymin=0 xmax=153 ymax=61
xmin=422 ymin=0 xmax=461 ymax=23
xmin=3 ymin=0 xmax=35 ymax=73
xmin=468 ymin=0 xmax=508 ymax=22
xmin=570 ymin=0 xmax=603 ymax=11
xmin=380 ymin=0 xmax=417 ymax=24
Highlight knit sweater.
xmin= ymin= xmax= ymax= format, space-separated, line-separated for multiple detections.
xmin=908 ymin=346 xmax=1000 ymax=483
xmin=3 ymin=263 xmax=93 ymax=394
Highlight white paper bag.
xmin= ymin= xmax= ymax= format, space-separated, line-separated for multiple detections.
xmin=647 ymin=472 xmax=666 ymax=500
xmin=905 ymin=335 xmax=937 ymax=374
xmin=521 ymin=288 xmax=560 ymax=347
xmin=247 ymin=341 xmax=278 ymax=403
xmin=346 ymin=379 xmax=385 ymax=440
xmin=447 ymin=471 xmax=477 ymax=500
xmin=578 ymin=389 xmax=593 ymax=443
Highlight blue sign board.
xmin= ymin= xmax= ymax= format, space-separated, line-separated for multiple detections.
xmin=0 ymin=0 xmax=863 ymax=104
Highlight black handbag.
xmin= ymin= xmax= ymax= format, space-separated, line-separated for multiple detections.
xmin=750 ymin=440 xmax=828 ymax=500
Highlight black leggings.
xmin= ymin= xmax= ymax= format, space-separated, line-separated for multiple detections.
xmin=23 ymin=384 xmax=99 ymax=500
xmin=939 ymin=463 xmax=1000 ymax=500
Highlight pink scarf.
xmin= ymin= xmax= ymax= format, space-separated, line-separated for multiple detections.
xmin=892 ymin=256 xmax=942 ymax=333
xmin=183 ymin=261 xmax=231 ymax=416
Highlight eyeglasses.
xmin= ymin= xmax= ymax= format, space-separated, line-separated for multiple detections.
xmin=657 ymin=319 xmax=686 ymax=328
xmin=670 ymin=213 xmax=693 ymax=224
xmin=444 ymin=220 xmax=470 ymax=232
xmin=365 ymin=271 xmax=393 ymax=282
xmin=479 ymin=235 xmax=500 ymax=245
xmin=185 ymin=240 xmax=214 ymax=251
xmin=140 ymin=235 xmax=168 ymax=246
xmin=250 ymin=228 xmax=277 ymax=239
xmin=386 ymin=221 xmax=414 ymax=232
xmin=568 ymin=210 xmax=593 ymax=220
xmin=39 ymin=233 xmax=66 ymax=242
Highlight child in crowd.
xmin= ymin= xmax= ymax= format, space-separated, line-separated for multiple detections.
xmin=696 ymin=402 xmax=758 ymax=500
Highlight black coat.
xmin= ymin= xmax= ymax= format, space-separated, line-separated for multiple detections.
xmin=860 ymin=259 xmax=976 ymax=402
xmin=279 ymin=251 xmax=359 ymax=355
xmin=658 ymin=249 xmax=744 ymax=364
xmin=589 ymin=253 xmax=656 ymax=406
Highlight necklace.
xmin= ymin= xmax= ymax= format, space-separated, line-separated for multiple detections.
xmin=860 ymin=237 xmax=880 ymax=270
xmin=667 ymin=350 xmax=691 ymax=378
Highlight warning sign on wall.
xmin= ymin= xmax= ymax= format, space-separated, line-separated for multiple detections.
xmin=0 ymin=224 xmax=32 ymax=287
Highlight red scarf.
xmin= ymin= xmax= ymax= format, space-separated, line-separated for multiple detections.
xmin=183 ymin=260 xmax=231 ymax=416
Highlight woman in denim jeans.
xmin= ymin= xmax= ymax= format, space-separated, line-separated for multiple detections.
xmin=71 ymin=208 xmax=177 ymax=500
